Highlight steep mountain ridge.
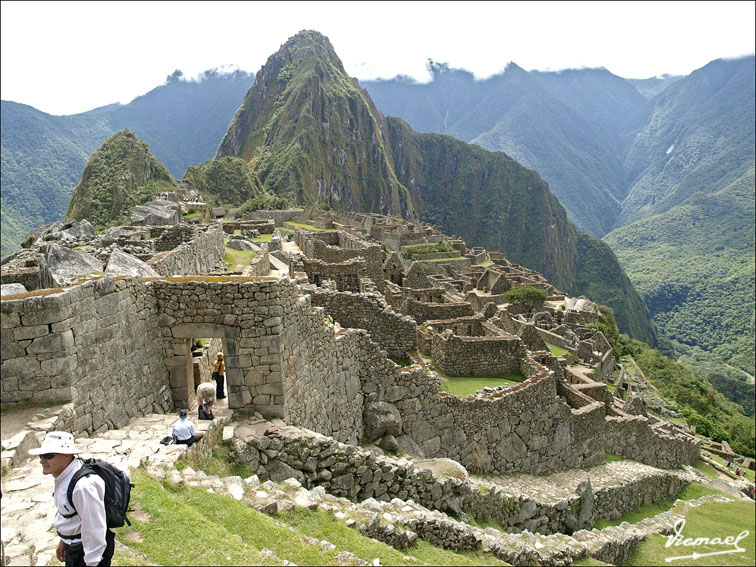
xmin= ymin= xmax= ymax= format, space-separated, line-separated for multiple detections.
xmin=0 ymin=70 xmax=255 ymax=254
xmin=215 ymin=31 xmax=655 ymax=344
xmin=65 ymin=130 xmax=175 ymax=227
xmin=217 ymin=31 xmax=413 ymax=217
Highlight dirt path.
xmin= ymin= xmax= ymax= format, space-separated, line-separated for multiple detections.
xmin=724 ymin=362 xmax=755 ymax=385
xmin=1 ymin=406 xmax=45 ymax=440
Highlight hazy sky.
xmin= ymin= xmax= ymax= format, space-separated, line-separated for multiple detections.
xmin=2 ymin=1 xmax=754 ymax=116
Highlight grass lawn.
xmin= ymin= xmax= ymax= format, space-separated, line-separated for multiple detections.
xmin=708 ymin=454 xmax=755 ymax=482
xmin=604 ymin=452 xmax=624 ymax=464
xmin=401 ymin=242 xmax=443 ymax=249
xmin=624 ymin=499 xmax=755 ymax=566
xmin=593 ymin=482 xmax=724 ymax=530
xmin=250 ymin=233 xmax=274 ymax=242
xmin=691 ymin=458 xmax=721 ymax=480
xmin=545 ymin=342 xmax=569 ymax=357
xmin=438 ymin=373 xmax=526 ymax=397
xmin=101 ymin=469 xmax=508 ymax=566
xmin=420 ymin=256 xmax=467 ymax=263
xmin=283 ymin=221 xmax=337 ymax=232
xmin=224 ymin=244 xmax=257 ymax=269
xmin=479 ymin=259 xmax=493 ymax=267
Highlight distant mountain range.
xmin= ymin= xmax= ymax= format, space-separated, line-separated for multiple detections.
xmin=363 ymin=55 xmax=755 ymax=404
xmin=1 ymin=69 xmax=255 ymax=254
xmin=2 ymin=39 xmax=753 ymax=406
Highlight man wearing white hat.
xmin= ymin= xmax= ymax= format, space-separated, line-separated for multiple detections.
xmin=29 ymin=431 xmax=114 ymax=567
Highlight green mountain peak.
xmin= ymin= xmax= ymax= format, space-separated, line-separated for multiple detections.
xmin=65 ymin=129 xmax=175 ymax=228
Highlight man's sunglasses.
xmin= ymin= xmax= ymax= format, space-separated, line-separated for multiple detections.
xmin=39 ymin=453 xmax=59 ymax=460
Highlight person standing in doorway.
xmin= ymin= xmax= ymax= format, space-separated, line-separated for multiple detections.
xmin=29 ymin=431 xmax=115 ymax=567
xmin=213 ymin=352 xmax=226 ymax=399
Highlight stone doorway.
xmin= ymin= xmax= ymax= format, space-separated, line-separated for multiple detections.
xmin=164 ymin=323 xmax=241 ymax=410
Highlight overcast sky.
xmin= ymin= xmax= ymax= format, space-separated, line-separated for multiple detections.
xmin=2 ymin=1 xmax=754 ymax=116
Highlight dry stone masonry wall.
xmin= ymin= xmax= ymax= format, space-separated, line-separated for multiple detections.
xmin=1 ymin=277 xmax=172 ymax=433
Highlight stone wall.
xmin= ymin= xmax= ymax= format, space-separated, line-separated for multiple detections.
xmin=297 ymin=257 xmax=366 ymax=292
xmin=148 ymin=224 xmax=225 ymax=276
xmin=250 ymin=209 xmax=304 ymax=226
xmin=1 ymin=277 xmax=172 ymax=434
xmin=245 ymin=243 xmax=271 ymax=277
xmin=297 ymin=231 xmax=385 ymax=290
xmin=238 ymin=428 xmax=471 ymax=514
xmin=150 ymin=276 xmax=286 ymax=416
xmin=308 ymin=288 xmax=417 ymax=360
xmin=431 ymin=332 xmax=528 ymax=377
xmin=154 ymin=224 xmax=196 ymax=252
xmin=402 ymin=298 xmax=474 ymax=324
xmin=603 ymin=416 xmax=701 ymax=468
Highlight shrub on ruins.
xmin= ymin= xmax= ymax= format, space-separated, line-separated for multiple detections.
xmin=504 ymin=286 xmax=547 ymax=307
xmin=234 ymin=193 xmax=290 ymax=218
xmin=587 ymin=304 xmax=619 ymax=349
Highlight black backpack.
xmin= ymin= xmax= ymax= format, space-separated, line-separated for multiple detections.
xmin=62 ymin=458 xmax=133 ymax=529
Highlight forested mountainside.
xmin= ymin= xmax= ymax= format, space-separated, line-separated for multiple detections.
xmin=211 ymin=30 xmax=655 ymax=344
xmin=363 ymin=55 xmax=755 ymax=407
xmin=65 ymin=130 xmax=176 ymax=227
xmin=0 ymin=69 xmax=254 ymax=254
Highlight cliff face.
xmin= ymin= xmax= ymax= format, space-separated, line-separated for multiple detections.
xmin=216 ymin=30 xmax=413 ymax=217
xmin=65 ymin=130 xmax=175 ymax=227
xmin=216 ymin=30 xmax=656 ymax=344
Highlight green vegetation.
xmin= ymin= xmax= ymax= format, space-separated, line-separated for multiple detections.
xmin=604 ymin=452 xmax=624 ymax=464
xmin=283 ymin=221 xmax=337 ymax=232
xmin=615 ymin=334 xmax=755 ymax=457
xmin=690 ymin=458 xmax=720 ymax=480
xmin=605 ymin=168 xmax=755 ymax=386
xmin=624 ymin=500 xmax=755 ymax=566
xmin=223 ymin=244 xmax=257 ymax=269
xmin=113 ymin=468 xmax=506 ymax=566
xmin=182 ymin=156 xmax=268 ymax=208
xmin=505 ymin=285 xmax=547 ymax=308
xmin=439 ymin=374 xmax=525 ymax=397
xmin=401 ymin=243 xmax=454 ymax=260
xmin=545 ymin=342 xmax=569 ymax=357
xmin=707 ymin=454 xmax=755 ymax=482
xmin=65 ymin=130 xmax=176 ymax=229
xmin=593 ymin=483 xmax=722 ymax=530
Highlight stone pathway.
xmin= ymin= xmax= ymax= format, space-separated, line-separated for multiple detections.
xmin=1 ymin=404 xmax=232 ymax=567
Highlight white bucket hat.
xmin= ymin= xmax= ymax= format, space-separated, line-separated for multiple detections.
xmin=29 ymin=431 xmax=79 ymax=455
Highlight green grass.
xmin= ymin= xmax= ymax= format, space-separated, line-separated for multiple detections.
xmin=223 ymin=244 xmax=257 ymax=268
xmin=175 ymin=443 xmax=250 ymax=478
xmin=708 ymin=454 xmax=756 ymax=482
xmin=691 ymin=458 xmax=721 ymax=480
xmin=250 ymin=233 xmax=274 ymax=242
xmin=604 ymin=452 xmax=624 ymax=464
xmin=593 ymin=482 xmax=724 ymax=530
xmin=420 ymin=256 xmax=467 ymax=263
xmin=112 ymin=469 xmax=508 ymax=566
xmin=607 ymin=383 xmax=616 ymax=393
xmin=283 ymin=221 xmax=337 ymax=232
xmin=545 ymin=342 xmax=569 ymax=357
xmin=479 ymin=259 xmax=493 ymax=267
xmin=624 ymin=500 xmax=755 ymax=566
xmin=572 ymin=556 xmax=612 ymax=566
xmin=439 ymin=374 xmax=526 ymax=397
xmin=279 ymin=508 xmax=506 ymax=566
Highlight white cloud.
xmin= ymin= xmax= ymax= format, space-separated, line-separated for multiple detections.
xmin=2 ymin=1 xmax=754 ymax=115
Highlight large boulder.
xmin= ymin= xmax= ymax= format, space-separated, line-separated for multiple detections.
xmin=104 ymin=248 xmax=159 ymax=278
xmin=131 ymin=199 xmax=181 ymax=226
xmin=226 ymin=237 xmax=258 ymax=251
xmin=38 ymin=243 xmax=104 ymax=288
xmin=1 ymin=283 xmax=27 ymax=296
xmin=363 ymin=401 xmax=402 ymax=440
xmin=60 ymin=220 xmax=96 ymax=242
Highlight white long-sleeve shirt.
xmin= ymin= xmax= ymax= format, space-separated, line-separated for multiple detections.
xmin=172 ymin=417 xmax=196 ymax=441
xmin=54 ymin=458 xmax=108 ymax=566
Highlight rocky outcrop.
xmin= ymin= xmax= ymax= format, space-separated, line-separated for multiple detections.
xmin=131 ymin=199 xmax=181 ymax=226
xmin=37 ymin=243 xmax=103 ymax=288
xmin=66 ymin=130 xmax=176 ymax=228
xmin=104 ymin=248 xmax=159 ymax=278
